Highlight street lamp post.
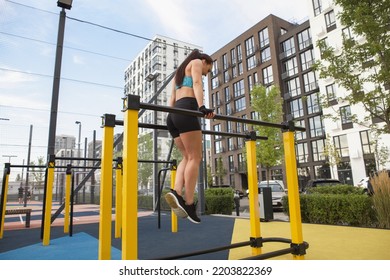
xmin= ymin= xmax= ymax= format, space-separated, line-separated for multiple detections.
xmin=2 ymin=155 xmax=17 ymax=163
xmin=75 ymin=121 xmax=81 ymax=201
xmin=46 ymin=0 xmax=73 ymax=161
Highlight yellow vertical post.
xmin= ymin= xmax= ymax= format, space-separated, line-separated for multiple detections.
xmin=43 ymin=155 xmax=55 ymax=246
xmin=122 ymin=95 xmax=140 ymax=260
xmin=115 ymin=157 xmax=123 ymax=239
xmin=245 ymin=131 xmax=262 ymax=256
xmin=98 ymin=114 xmax=115 ymax=260
xmin=0 ymin=164 xmax=11 ymax=239
xmin=282 ymin=122 xmax=305 ymax=260
xmin=64 ymin=165 xmax=72 ymax=233
xmin=170 ymin=160 xmax=178 ymax=233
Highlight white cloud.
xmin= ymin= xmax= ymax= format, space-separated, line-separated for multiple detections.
xmin=0 ymin=68 xmax=36 ymax=88
xmin=72 ymin=55 xmax=85 ymax=65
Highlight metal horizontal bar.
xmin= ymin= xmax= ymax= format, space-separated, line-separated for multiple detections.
xmin=157 ymin=240 xmax=253 ymax=260
xmin=240 ymin=247 xmax=295 ymax=260
xmin=139 ymin=102 xmax=305 ymax=132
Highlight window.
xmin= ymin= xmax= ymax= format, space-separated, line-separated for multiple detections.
xmin=259 ymin=28 xmax=269 ymax=48
xmin=340 ymin=105 xmax=353 ymax=129
xmin=334 ymin=134 xmax=349 ymax=157
xmin=223 ymin=70 xmax=229 ymax=83
xmin=285 ymin=77 xmax=301 ymax=98
xmin=235 ymin=97 xmax=246 ymax=112
xmin=326 ymin=83 xmax=336 ymax=102
xmin=282 ymin=57 xmax=298 ymax=77
xmin=312 ymin=139 xmax=326 ymax=161
xmin=248 ymin=75 xmax=254 ymax=92
xmin=298 ymin=28 xmax=312 ymax=50
xmin=228 ymin=139 xmax=235 ymax=152
xmin=224 ymin=87 xmax=231 ymax=102
xmin=226 ymin=121 xmax=234 ymax=133
xmin=303 ymin=71 xmax=318 ymax=92
xmin=225 ymin=103 xmax=233 ymax=115
xmin=222 ymin=53 xmax=228 ymax=70
xmin=230 ymin=48 xmax=236 ymax=65
xmin=238 ymin=153 xmax=244 ymax=171
xmin=295 ymin=119 xmax=306 ymax=140
xmin=211 ymin=77 xmax=219 ymax=90
xmin=318 ymin=37 xmax=329 ymax=58
xmin=280 ymin=37 xmax=296 ymax=58
xmin=309 ymin=115 xmax=324 ymax=137
xmin=233 ymin=80 xmax=245 ymax=98
xmin=342 ymin=27 xmax=353 ymax=40
xmin=312 ymin=0 xmax=322 ymax=16
xmin=245 ymin=37 xmax=255 ymax=56
xmin=262 ymin=65 xmax=273 ymax=85
xmin=300 ymin=49 xmax=314 ymax=71
xmin=261 ymin=47 xmax=271 ymax=63
xmin=237 ymin=44 xmax=242 ymax=61
xmin=238 ymin=62 xmax=243 ymax=75
xmin=214 ymin=141 xmax=223 ymax=154
xmin=296 ymin=142 xmax=309 ymax=163
xmin=211 ymin=60 xmax=218 ymax=76
xmin=360 ymin=130 xmax=375 ymax=155
xmin=246 ymin=55 xmax=257 ymax=71
xmin=228 ymin=155 xmax=234 ymax=172
xmin=325 ymin=10 xmax=337 ymax=32
xmin=289 ymin=98 xmax=304 ymax=118
xmin=213 ymin=124 xmax=222 ymax=140
xmin=232 ymin=65 xmax=237 ymax=78
xmin=307 ymin=92 xmax=321 ymax=114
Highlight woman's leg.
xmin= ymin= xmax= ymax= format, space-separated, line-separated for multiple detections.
xmin=179 ymin=130 xmax=203 ymax=205
xmin=173 ymin=137 xmax=188 ymax=196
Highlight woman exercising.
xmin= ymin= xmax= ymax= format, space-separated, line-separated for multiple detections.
xmin=165 ymin=49 xmax=215 ymax=223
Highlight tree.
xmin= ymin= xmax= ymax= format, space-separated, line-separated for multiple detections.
xmin=314 ymin=0 xmax=390 ymax=134
xmin=322 ymin=134 xmax=341 ymax=178
xmin=214 ymin=156 xmax=227 ymax=185
xmin=138 ymin=133 xmax=153 ymax=189
xmin=250 ymin=85 xmax=284 ymax=181
xmin=29 ymin=156 xmax=46 ymax=194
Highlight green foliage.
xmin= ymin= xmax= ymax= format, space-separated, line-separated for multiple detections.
xmin=250 ymin=85 xmax=284 ymax=180
xmin=205 ymin=188 xmax=234 ymax=215
xmin=138 ymin=133 xmax=153 ymax=188
xmin=306 ymin=185 xmax=365 ymax=195
xmin=314 ymin=0 xmax=390 ymax=134
xmin=215 ymin=157 xmax=227 ymax=185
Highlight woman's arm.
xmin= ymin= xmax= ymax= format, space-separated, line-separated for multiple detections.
xmin=191 ymin=59 xmax=204 ymax=107
xmin=168 ymin=79 xmax=176 ymax=107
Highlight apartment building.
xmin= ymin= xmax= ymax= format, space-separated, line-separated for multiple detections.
xmin=308 ymin=0 xmax=390 ymax=185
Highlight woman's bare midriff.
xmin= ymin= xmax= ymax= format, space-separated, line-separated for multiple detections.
xmin=175 ymin=87 xmax=195 ymax=102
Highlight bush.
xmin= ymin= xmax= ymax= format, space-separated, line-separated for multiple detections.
xmin=371 ymin=171 xmax=390 ymax=229
xmin=283 ymin=186 xmax=377 ymax=227
xmin=205 ymin=188 xmax=234 ymax=215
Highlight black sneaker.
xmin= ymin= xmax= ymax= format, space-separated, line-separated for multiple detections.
xmin=185 ymin=203 xmax=201 ymax=224
xmin=164 ymin=190 xmax=188 ymax=218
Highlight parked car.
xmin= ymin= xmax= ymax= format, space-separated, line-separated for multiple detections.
xmin=302 ymin=178 xmax=341 ymax=193
xmin=356 ymin=177 xmax=369 ymax=193
xmin=247 ymin=180 xmax=286 ymax=210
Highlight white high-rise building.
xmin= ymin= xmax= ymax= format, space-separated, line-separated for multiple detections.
xmin=308 ymin=0 xmax=390 ymax=185
xmin=124 ymin=35 xmax=202 ymax=187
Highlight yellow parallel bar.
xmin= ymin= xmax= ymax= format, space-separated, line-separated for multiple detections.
xmin=122 ymin=106 xmax=139 ymax=260
xmin=0 ymin=171 xmax=10 ymax=239
xmin=115 ymin=161 xmax=123 ymax=239
xmin=170 ymin=167 xmax=178 ymax=233
xmin=64 ymin=172 xmax=71 ymax=233
xmin=43 ymin=160 xmax=55 ymax=246
xmin=283 ymin=131 xmax=304 ymax=260
xmin=98 ymin=120 xmax=114 ymax=260
xmin=245 ymin=138 xmax=262 ymax=256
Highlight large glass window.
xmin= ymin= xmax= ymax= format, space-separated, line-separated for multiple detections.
xmin=235 ymin=97 xmax=246 ymax=112
xmin=307 ymin=92 xmax=321 ymax=114
xmin=233 ymin=79 xmax=245 ymax=98
xmin=246 ymin=55 xmax=257 ymax=71
xmin=211 ymin=60 xmax=218 ymax=76
xmin=300 ymin=49 xmax=315 ymax=71
xmin=285 ymin=77 xmax=301 ymax=97
xmin=213 ymin=124 xmax=222 ymax=140
xmin=259 ymin=28 xmax=269 ymax=48
xmin=222 ymin=53 xmax=228 ymax=70
xmin=295 ymin=119 xmax=306 ymax=140
xmin=312 ymin=139 xmax=326 ymax=161
xmin=309 ymin=115 xmax=324 ymax=137
xmin=303 ymin=71 xmax=318 ymax=92
xmin=228 ymin=155 xmax=234 ymax=172
xmin=312 ymin=0 xmax=322 ymax=16
xmin=296 ymin=142 xmax=309 ymax=163
xmin=245 ymin=37 xmax=255 ymax=56
xmin=223 ymin=70 xmax=230 ymax=83
xmin=325 ymin=10 xmax=337 ymax=30
xmin=224 ymin=87 xmax=231 ymax=102
xmin=262 ymin=65 xmax=273 ymax=85
xmin=261 ymin=47 xmax=271 ymax=63
xmin=237 ymin=44 xmax=242 ymax=61
xmin=298 ymin=28 xmax=312 ymax=50
xmin=230 ymin=48 xmax=236 ymax=65
xmin=360 ymin=130 xmax=375 ymax=155
xmin=280 ymin=37 xmax=296 ymax=58
xmin=326 ymin=83 xmax=336 ymax=101
xmin=282 ymin=57 xmax=298 ymax=77
xmin=340 ymin=105 xmax=352 ymax=124
xmin=334 ymin=134 xmax=349 ymax=157
xmin=214 ymin=141 xmax=223 ymax=154
xmin=289 ymin=98 xmax=304 ymax=118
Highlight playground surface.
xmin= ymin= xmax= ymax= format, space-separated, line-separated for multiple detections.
xmin=0 ymin=201 xmax=389 ymax=260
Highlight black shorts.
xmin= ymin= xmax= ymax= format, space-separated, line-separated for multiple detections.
xmin=166 ymin=97 xmax=201 ymax=138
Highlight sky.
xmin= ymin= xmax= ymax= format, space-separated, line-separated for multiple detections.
xmin=0 ymin=0 xmax=310 ymax=180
